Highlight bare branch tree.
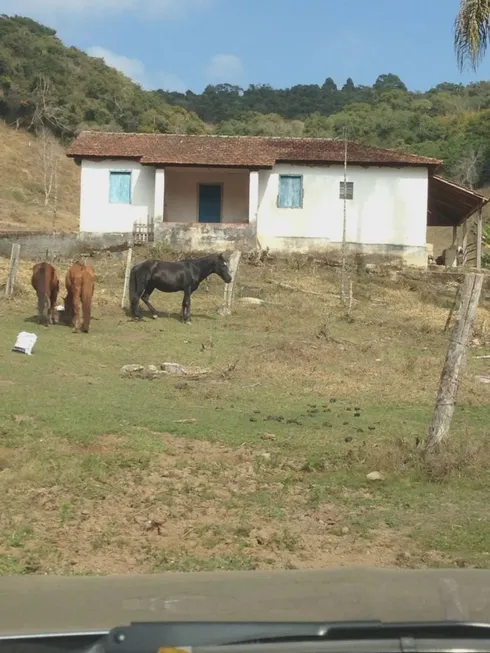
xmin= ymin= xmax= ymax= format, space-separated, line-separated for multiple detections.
xmin=29 ymin=75 xmax=69 ymax=135
xmin=453 ymin=145 xmax=483 ymax=188
xmin=38 ymin=125 xmax=60 ymax=208
xmin=51 ymin=146 xmax=60 ymax=232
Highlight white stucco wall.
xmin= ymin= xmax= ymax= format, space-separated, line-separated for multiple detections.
xmin=256 ymin=164 xmax=428 ymax=250
xmin=79 ymin=159 xmax=155 ymax=233
xmin=78 ymin=157 xmax=430 ymax=265
xmin=164 ymin=167 xmax=249 ymax=223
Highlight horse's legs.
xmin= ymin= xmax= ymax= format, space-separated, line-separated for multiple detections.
xmin=37 ymin=293 xmax=43 ymax=325
xmin=37 ymin=290 xmax=48 ymax=325
xmin=43 ymin=294 xmax=49 ymax=326
xmin=140 ymin=285 xmax=159 ymax=319
xmin=181 ymin=288 xmax=192 ymax=324
xmin=49 ymin=282 xmax=59 ymax=325
xmin=72 ymin=284 xmax=81 ymax=332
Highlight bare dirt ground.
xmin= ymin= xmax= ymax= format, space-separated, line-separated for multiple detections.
xmin=3 ymin=431 xmax=411 ymax=575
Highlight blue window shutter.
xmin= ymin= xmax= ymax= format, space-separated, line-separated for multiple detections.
xmin=109 ymin=171 xmax=132 ymax=204
xmin=278 ymin=175 xmax=302 ymax=208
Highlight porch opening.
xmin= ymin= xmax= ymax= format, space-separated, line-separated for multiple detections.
xmin=161 ymin=167 xmax=252 ymax=225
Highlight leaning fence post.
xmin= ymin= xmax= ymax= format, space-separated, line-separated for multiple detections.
xmin=218 ymin=250 xmax=242 ymax=317
xmin=121 ymin=247 xmax=133 ymax=309
xmin=5 ymin=243 xmax=21 ymax=298
xmin=426 ymin=272 xmax=484 ymax=456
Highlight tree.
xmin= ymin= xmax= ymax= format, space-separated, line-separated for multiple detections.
xmin=373 ymin=73 xmax=407 ymax=93
xmin=322 ymin=77 xmax=337 ymax=92
xmin=38 ymin=125 xmax=60 ymax=207
xmin=0 ymin=15 xmax=206 ymax=136
xmin=452 ymin=144 xmax=483 ymax=187
xmin=454 ymin=0 xmax=490 ymax=70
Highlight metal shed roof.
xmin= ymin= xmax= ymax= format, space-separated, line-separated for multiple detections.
xmin=428 ymin=175 xmax=489 ymax=227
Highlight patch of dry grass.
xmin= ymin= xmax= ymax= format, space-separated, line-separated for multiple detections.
xmin=0 ymin=121 xmax=79 ymax=233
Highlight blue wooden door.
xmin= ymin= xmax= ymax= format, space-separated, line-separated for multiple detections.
xmin=198 ymin=184 xmax=222 ymax=223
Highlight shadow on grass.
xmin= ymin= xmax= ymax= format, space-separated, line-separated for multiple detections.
xmin=23 ymin=315 xmax=44 ymax=325
xmin=122 ymin=307 xmax=215 ymax=322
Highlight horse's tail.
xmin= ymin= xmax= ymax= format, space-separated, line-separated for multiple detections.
xmin=129 ymin=263 xmax=146 ymax=317
xmin=81 ymin=267 xmax=94 ymax=332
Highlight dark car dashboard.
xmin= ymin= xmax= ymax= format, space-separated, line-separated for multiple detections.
xmin=3 ymin=621 xmax=490 ymax=653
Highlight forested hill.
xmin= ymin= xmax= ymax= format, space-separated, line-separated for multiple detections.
xmin=160 ymin=78 xmax=490 ymax=186
xmin=0 ymin=15 xmax=206 ymax=137
xmin=2 ymin=14 xmax=490 ymax=186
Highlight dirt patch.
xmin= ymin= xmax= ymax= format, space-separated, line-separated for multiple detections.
xmin=71 ymin=434 xmax=128 ymax=455
xmin=0 ymin=433 xmax=420 ymax=574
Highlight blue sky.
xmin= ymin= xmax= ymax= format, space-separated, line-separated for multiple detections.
xmin=1 ymin=0 xmax=489 ymax=93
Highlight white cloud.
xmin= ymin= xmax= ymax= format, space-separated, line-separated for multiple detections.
xmin=156 ymin=73 xmax=187 ymax=94
xmin=206 ymin=54 xmax=244 ymax=83
xmin=87 ymin=46 xmax=186 ymax=92
xmin=0 ymin=0 xmax=213 ymax=18
xmin=87 ymin=47 xmax=146 ymax=83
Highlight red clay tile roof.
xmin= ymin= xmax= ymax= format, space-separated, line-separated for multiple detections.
xmin=66 ymin=132 xmax=442 ymax=168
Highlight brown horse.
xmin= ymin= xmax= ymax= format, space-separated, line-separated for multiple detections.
xmin=31 ymin=262 xmax=59 ymax=326
xmin=64 ymin=261 xmax=95 ymax=333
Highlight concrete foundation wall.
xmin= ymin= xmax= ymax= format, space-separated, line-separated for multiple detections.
xmin=154 ymin=222 xmax=256 ymax=252
xmin=258 ymin=236 xmax=428 ymax=267
xmin=0 ymin=232 xmax=132 ymax=260
xmin=0 ymin=229 xmax=426 ymax=268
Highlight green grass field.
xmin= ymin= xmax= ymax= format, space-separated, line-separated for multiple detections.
xmin=0 ymin=253 xmax=490 ymax=575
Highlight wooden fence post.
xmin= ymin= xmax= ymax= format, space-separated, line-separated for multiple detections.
xmin=5 ymin=243 xmax=21 ymax=298
xmin=218 ymin=250 xmax=242 ymax=317
xmin=443 ymin=281 xmax=462 ymax=333
xmin=426 ymin=273 xmax=484 ymax=455
xmin=121 ymin=247 xmax=133 ymax=309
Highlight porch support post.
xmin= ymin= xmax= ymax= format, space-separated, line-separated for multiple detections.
xmin=476 ymin=207 xmax=483 ymax=269
xmin=154 ymin=168 xmax=165 ymax=223
xmin=462 ymin=218 xmax=468 ymax=265
xmin=452 ymin=225 xmax=457 ymax=246
xmin=248 ymin=170 xmax=259 ymax=225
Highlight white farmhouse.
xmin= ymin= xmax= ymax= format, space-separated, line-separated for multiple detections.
xmin=66 ymin=133 xmax=488 ymax=267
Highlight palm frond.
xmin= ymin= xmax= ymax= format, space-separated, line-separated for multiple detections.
xmin=454 ymin=0 xmax=490 ymax=70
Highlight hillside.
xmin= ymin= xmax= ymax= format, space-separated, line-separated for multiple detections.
xmin=0 ymin=120 xmax=79 ymax=232
xmin=0 ymin=15 xmax=206 ymax=138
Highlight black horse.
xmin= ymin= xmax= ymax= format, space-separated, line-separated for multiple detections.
xmin=129 ymin=253 xmax=233 ymax=323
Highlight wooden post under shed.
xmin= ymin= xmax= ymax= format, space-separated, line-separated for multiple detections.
xmin=462 ymin=218 xmax=468 ymax=265
xmin=476 ymin=207 xmax=483 ymax=269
